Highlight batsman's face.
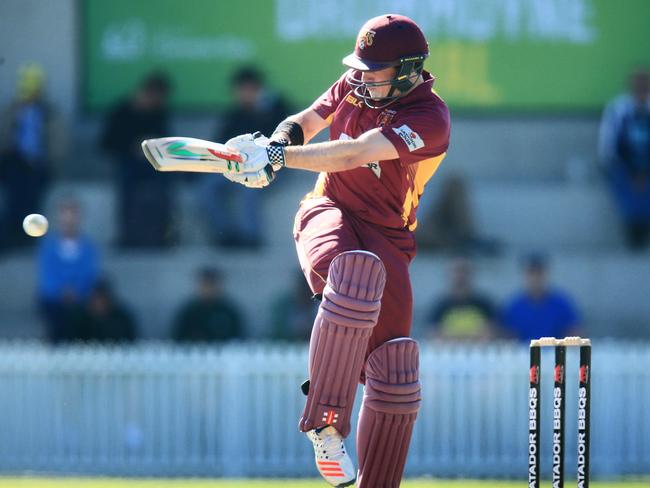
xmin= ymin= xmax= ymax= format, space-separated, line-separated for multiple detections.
xmin=361 ymin=67 xmax=397 ymax=99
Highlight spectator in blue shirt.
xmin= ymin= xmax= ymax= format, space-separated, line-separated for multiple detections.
xmin=598 ymin=68 xmax=650 ymax=250
xmin=501 ymin=254 xmax=580 ymax=342
xmin=37 ymin=197 xmax=99 ymax=343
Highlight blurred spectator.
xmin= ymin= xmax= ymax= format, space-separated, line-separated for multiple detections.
xmin=501 ymin=254 xmax=580 ymax=342
xmin=172 ymin=267 xmax=245 ymax=343
xmin=270 ymin=271 xmax=318 ymax=341
xmin=417 ymin=175 xmax=499 ymax=255
xmin=0 ymin=63 xmax=64 ymax=250
xmin=100 ymin=71 xmax=175 ymax=248
xmin=69 ymin=278 xmax=137 ymax=343
xmin=426 ymin=257 xmax=498 ymax=341
xmin=37 ymin=197 xmax=100 ymax=344
xmin=599 ymin=68 xmax=650 ymax=250
xmin=198 ymin=66 xmax=289 ymax=248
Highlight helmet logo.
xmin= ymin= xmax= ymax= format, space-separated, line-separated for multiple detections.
xmin=358 ymin=30 xmax=376 ymax=50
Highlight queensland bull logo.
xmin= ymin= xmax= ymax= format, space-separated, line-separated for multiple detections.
xmin=358 ymin=29 xmax=376 ymax=50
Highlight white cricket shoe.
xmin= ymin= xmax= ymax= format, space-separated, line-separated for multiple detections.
xmin=306 ymin=425 xmax=356 ymax=487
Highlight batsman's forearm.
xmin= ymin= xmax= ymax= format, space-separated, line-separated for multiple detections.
xmin=284 ymin=140 xmax=367 ymax=173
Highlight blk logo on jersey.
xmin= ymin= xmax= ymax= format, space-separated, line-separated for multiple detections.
xmin=345 ymin=94 xmax=363 ymax=108
xmin=392 ymin=124 xmax=424 ymax=152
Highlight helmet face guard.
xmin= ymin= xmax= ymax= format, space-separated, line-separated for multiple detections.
xmin=345 ymin=54 xmax=427 ymax=109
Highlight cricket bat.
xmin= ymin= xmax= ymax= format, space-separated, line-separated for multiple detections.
xmin=141 ymin=137 xmax=244 ymax=173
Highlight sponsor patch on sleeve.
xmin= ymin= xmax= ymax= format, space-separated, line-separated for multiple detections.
xmin=392 ymin=124 xmax=424 ymax=152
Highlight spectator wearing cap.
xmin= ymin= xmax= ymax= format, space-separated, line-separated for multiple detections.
xmin=198 ymin=66 xmax=290 ymax=248
xmin=69 ymin=278 xmax=137 ymax=343
xmin=171 ymin=267 xmax=245 ymax=343
xmin=0 ymin=63 xmax=64 ymax=249
xmin=417 ymin=175 xmax=500 ymax=256
xmin=426 ymin=257 xmax=498 ymax=341
xmin=501 ymin=254 xmax=581 ymax=342
xmin=100 ymin=71 xmax=175 ymax=248
xmin=37 ymin=197 xmax=100 ymax=343
xmin=598 ymin=68 xmax=650 ymax=250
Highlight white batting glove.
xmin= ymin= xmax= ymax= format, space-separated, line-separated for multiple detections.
xmin=225 ymin=133 xmax=262 ymax=152
xmin=225 ymin=132 xmax=286 ymax=173
xmin=223 ymin=166 xmax=276 ymax=189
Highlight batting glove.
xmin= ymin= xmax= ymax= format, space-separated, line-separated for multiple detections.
xmin=225 ymin=132 xmax=286 ymax=173
xmin=223 ymin=165 xmax=276 ymax=189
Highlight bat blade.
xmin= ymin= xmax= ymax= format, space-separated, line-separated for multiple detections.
xmin=141 ymin=137 xmax=243 ymax=173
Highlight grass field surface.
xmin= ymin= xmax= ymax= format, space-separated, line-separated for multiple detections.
xmin=0 ymin=479 xmax=648 ymax=488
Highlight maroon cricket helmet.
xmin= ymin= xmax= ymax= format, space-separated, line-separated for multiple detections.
xmin=343 ymin=14 xmax=429 ymax=71
xmin=343 ymin=14 xmax=430 ymax=108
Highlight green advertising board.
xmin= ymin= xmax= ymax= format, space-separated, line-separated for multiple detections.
xmin=82 ymin=0 xmax=650 ymax=112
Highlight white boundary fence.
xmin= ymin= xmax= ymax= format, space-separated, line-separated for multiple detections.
xmin=0 ymin=341 xmax=648 ymax=478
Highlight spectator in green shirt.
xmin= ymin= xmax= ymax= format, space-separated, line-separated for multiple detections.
xmin=171 ymin=267 xmax=245 ymax=343
xmin=69 ymin=278 xmax=137 ymax=343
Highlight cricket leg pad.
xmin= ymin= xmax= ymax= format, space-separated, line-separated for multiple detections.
xmin=299 ymin=250 xmax=386 ymax=438
xmin=356 ymin=338 xmax=422 ymax=488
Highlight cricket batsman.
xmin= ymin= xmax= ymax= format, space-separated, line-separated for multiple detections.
xmin=206 ymin=14 xmax=448 ymax=487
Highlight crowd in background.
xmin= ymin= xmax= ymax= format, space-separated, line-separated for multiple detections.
xmin=0 ymin=62 xmax=647 ymax=345
xmin=27 ymin=190 xmax=581 ymax=345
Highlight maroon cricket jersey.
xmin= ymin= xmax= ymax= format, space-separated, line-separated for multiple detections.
xmin=309 ymin=70 xmax=450 ymax=231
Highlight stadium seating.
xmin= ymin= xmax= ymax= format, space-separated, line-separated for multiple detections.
xmin=1 ymin=176 xmax=648 ymax=341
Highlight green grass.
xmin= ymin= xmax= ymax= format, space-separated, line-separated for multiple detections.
xmin=0 ymin=479 xmax=648 ymax=488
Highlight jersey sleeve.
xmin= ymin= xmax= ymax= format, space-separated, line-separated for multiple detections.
xmin=379 ymin=104 xmax=451 ymax=166
xmin=310 ymin=72 xmax=351 ymax=122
